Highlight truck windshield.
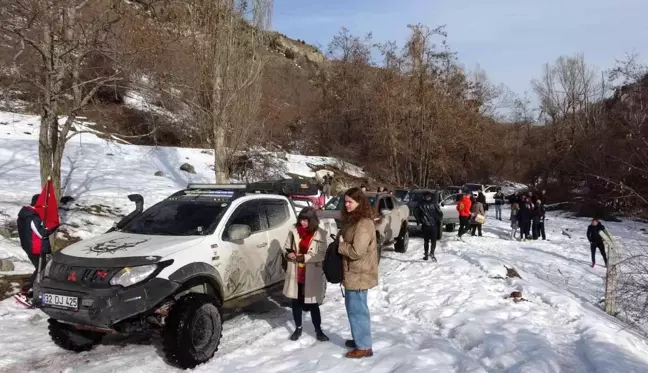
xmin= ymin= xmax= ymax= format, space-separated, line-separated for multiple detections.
xmin=408 ymin=191 xmax=440 ymax=203
xmin=393 ymin=190 xmax=408 ymax=201
xmin=122 ymin=198 xmax=229 ymax=236
xmin=464 ymin=184 xmax=481 ymax=192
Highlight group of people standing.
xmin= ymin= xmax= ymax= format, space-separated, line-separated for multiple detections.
xmin=509 ymin=190 xmax=547 ymax=241
xmin=281 ymin=187 xmax=378 ymax=359
xmin=456 ymin=192 xmax=486 ymax=238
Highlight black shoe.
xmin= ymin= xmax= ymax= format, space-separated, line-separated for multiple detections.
xmin=290 ymin=328 xmax=302 ymax=341
xmin=316 ymin=330 xmax=329 ymax=342
xmin=431 ymin=256 xmax=437 ymax=262
xmin=423 ymin=256 xmax=429 ymax=261
xmin=345 ymin=340 xmax=356 ymax=348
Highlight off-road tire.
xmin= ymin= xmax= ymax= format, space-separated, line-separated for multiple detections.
xmin=394 ymin=224 xmax=409 ymax=253
xmin=48 ymin=318 xmax=103 ymax=352
xmin=163 ymin=293 xmax=222 ymax=369
xmin=445 ymin=223 xmax=455 ymax=232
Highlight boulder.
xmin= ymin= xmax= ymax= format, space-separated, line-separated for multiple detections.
xmin=0 ymin=259 xmax=14 ymax=271
xmin=180 ymin=163 xmax=196 ymax=174
xmin=154 ymin=171 xmax=165 ymax=177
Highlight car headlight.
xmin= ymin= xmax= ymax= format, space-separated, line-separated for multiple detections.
xmin=110 ymin=264 xmax=157 ymax=287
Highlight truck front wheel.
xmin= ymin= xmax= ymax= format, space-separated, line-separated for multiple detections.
xmin=48 ymin=318 xmax=103 ymax=352
xmin=163 ymin=293 xmax=223 ymax=369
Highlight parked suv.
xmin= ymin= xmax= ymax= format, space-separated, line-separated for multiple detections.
xmin=34 ymin=181 xmax=337 ymax=369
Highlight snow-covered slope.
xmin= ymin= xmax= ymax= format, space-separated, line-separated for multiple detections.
xmin=1 ymin=209 xmax=648 ymax=372
xmin=0 ymin=111 xmax=364 ymax=268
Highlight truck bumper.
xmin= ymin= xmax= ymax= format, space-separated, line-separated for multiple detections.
xmin=34 ymin=277 xmax=179 ymax=329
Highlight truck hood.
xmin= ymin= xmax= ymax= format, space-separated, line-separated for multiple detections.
xmin=61 ymin=231 xmax=205 ymax=259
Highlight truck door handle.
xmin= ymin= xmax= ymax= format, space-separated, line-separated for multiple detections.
xmin=257 ymin=243 xmax=268 ymax=248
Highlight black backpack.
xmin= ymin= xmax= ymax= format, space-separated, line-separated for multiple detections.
xmin=323 ymin=235 xmax=343 ymax=284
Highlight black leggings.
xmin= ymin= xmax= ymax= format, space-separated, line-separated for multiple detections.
xmin=458 ymin=216 xmax=471 ymax=237
xmin=590 ymin=242 xmax=608 ymax=265
xmin=470 ymin=224 xmax=482 ymax=236
xmin=22 ymin=253 xmax=41 ymax=292
xmin=421 ymin=224 xmax=437 ymax=256
xmin=292 ymin=283 xmax=322 ymax=330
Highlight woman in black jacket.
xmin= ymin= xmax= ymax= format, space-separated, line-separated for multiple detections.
xmin=516 ymin=197 xmax=533 ymax=241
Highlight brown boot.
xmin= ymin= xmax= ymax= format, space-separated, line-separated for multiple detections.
xmin=345 ymin=348 xmax=373 ymax=358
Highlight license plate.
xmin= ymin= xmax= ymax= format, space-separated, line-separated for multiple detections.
xmin=42 ymin=293 xmax=78 ymax=310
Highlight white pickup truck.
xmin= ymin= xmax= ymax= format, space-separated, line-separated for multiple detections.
xmin=462 ymin=183 xmax=499 ymax=205
xmin=318 ymin=192 xmax=410 ymax=257
xmin=34 ymin=181 xmax=337 ymax=369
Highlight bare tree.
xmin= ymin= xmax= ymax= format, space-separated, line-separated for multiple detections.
xmin=188 ymin=0 xmax=273 ymax=183
xmin=0 ymin=0 xmax=129 ymax=197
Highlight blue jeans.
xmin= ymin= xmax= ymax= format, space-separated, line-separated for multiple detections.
xmin=495 ymin=204 xmax=502 ymax=220
xmin=345 ymin=290 xmax=372 ymax=349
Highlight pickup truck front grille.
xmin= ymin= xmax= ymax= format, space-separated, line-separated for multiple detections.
xmin=48 ymin=262 xmax=120 ymax=288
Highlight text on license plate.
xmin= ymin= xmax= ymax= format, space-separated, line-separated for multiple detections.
xmin=42 ymin=293 xmax=78 ymax=309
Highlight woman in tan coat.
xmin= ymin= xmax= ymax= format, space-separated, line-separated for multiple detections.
xmin=338 ymin=187 xmax=378 ymax=359
xmin=283 ymin=207 xmax=329 ymax=342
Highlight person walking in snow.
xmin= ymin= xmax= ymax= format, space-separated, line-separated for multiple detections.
xmin=587 ymin=218 xmax=609 ymax=268
xmin=470 ymin=195 xmax=485 ymax=237
xmin=414 ymin=191 xmax=443 ymax=261
xmin=457 ymin=193 xmax=472 ymax=238
xmin=16 ymin=194 xmax=57 ymax=304
xmin=516 ymin=196 xmax=533 ymax=241
xmin=338 ymin=187 xmax=378 ymax=359
xmin=494 ymin=188 xmax=505 ymax=221
xmin=532 ymin=199 xmax=546 ymax=240
xmin=283 ymin=207 xmax=329 ymax=342
xmin=510 ymin=202 xmax=520 ymax=240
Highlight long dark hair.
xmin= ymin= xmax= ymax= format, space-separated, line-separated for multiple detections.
xmin=296 ymin=207 xmax=319 ymax=233
xmin=341 ymin=187 xmax=375 ymax=226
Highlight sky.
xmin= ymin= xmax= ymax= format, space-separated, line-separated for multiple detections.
xmin=272 ymin=0 xmax=648 ymax=103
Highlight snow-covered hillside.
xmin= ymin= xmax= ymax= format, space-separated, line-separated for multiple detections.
xmin=2 ymin=110 xmax=648 ymax=372
xmin=0 ymin=111 xmax=364 ymax=268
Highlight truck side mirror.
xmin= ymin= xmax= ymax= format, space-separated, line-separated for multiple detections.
xmin=227 ymin=224 xmax=251 ymax=241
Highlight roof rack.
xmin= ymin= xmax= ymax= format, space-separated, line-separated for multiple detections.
xmin=186 ymin=183 xmax=247 ymax=190
xmin=170 ymin=180 xmax=318 ymax=200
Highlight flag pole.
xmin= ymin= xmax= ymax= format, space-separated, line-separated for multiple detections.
xmin=36 ymin=176 xmax=51 ymax=285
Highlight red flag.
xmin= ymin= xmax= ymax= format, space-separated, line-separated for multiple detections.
xmin=34 ymin=178 xmax=60 ymax=229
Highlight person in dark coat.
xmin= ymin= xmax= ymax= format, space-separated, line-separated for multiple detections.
xmin=531 ymin=199 xmax=546 ymax=240
xmin=477 ymin=191 xmax=487 ymax=211
xmin=587 ymin=218 xmax=608 ymax=268
xmin=516 ymin=196 xmax=533 ymax=241
xmin=494 ymin=188 xmax=505 ymax=221
xmin=414 ymin=191 xmax=443 ymax=261
xmin=16 ymin=194 xmax=57 ymax=300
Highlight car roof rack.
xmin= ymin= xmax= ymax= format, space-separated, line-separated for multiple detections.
xmin=174 ymin=180 xmax=318 ymax=200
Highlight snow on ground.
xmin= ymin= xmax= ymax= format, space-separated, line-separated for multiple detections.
xmin=1 ymin=208 xmax=648 ymax=372
xmin=0 ymin=110 xmax=364 ymax=272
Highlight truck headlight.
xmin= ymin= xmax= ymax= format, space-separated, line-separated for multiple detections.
xmin=110 ymin=264 xmax=157 ymax=287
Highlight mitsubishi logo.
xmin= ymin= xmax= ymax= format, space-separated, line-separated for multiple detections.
xmin=67 ymin=271 xmax=77 ymax=282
